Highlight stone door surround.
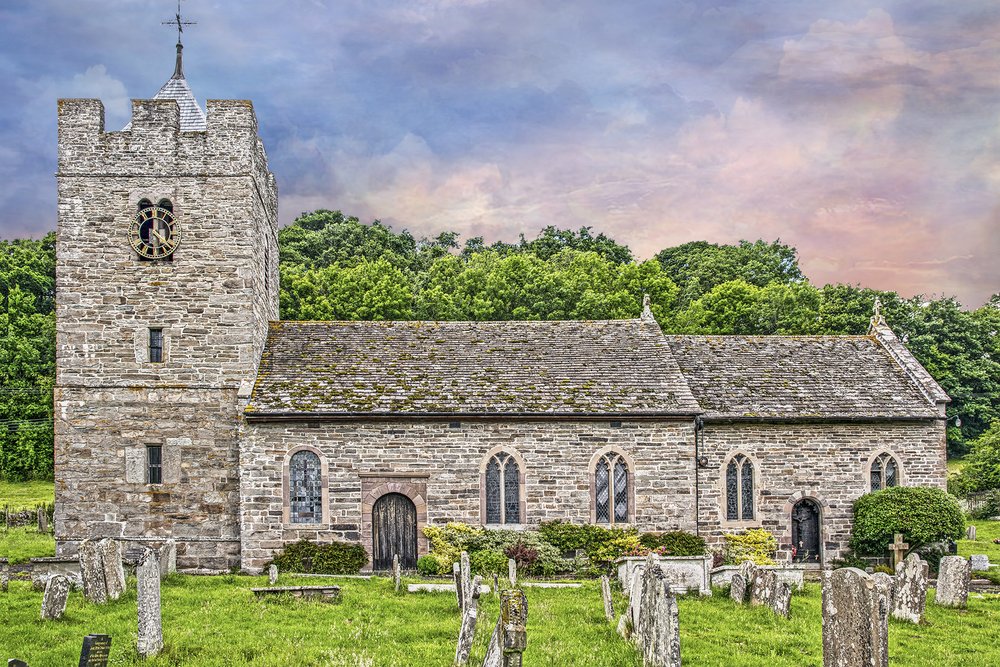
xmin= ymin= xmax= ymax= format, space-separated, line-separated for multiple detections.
xmin=359 ymin=473 xmax=429 ymax=571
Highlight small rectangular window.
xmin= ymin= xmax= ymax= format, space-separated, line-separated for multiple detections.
xmin=147 ymin=445 xmax=162 ymax=484
xmin=149 ymin=328 xmax=163 ymax=363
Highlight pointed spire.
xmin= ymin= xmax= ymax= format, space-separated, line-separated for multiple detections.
xmin=172 ymin=41 xmax=184 ymax=79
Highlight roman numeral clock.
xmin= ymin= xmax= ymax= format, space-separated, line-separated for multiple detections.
xmin=128 ymin=205 xmax=179 ymax=259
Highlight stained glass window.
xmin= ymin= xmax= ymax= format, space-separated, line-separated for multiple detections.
xmin=486 ymin=458 xmax=502 ymax=524
xmin=870 ymin=453 xmax=899 ymax=491
xmin=595 ymin=459 xmax=610 ymax=523
xmin=594 ymin=452 xmax=628 ymax=525
xmin=504 ymin=456 xmax=521 ymax=524
xmin=614 ymin=460 xmax=628 ymax=523
xmin=726 ymin=454 xmax=754 ymax=521
xmin=484 ymin=452 xmax=522 ymax=524
xmin=290 ymin=451 xmax=322 ymax=523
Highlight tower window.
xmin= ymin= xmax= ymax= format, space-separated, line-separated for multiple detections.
xmin=149 ymin=328 xmax=163 ymax=363
xmin=147 ymin=445 xmax=162 ymax=484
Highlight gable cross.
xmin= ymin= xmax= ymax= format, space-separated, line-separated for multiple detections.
xmin=888 ymin=532 xmax=909 ymax=569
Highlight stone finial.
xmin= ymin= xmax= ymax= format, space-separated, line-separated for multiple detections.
xmin=641 ymin=293 xmax=655 ymax=322
xmin=870 ymin=296 xmax=887 ymax=330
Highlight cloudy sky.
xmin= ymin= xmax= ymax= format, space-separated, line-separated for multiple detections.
xmin=1 ymin=1 xmax=997 ymax=307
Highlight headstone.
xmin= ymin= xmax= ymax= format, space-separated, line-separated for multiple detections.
xmin=493 ymin=572 xmax=499 ymax=596
xmin=892 ymin=553 xmax=927 ymax=623
xmin=821 ymin=568 xmax=888 ymax=667
xmin=136 ymin=548 xmax=163 ymax=657
xmin=966 ymin=525 xmax=976 ymax=541
xmin=620 ymin=565 xmax=645 ymax=639
xmin=888 ymin=533 xmax=910 ymax=570
xmin=268 ymin=564 xmax=278 ymax=585
xmin=634 ymin=554 xmax=681 ymax=667
xmin=158 ymin=539 xmax=177 ymax=578
xmin=499 ymin=589 xmax=528 ymax=667
xmin=749 ymin=569 xmax=777 ymax=608
xmin=78 ymin=634 xmax=112 ymax=667
xmin=40 ymin=574 xmax=71 ymax=620
xmin=452 ymin=561 xmax=464 ymax=610
xmin=484 ymin=615 xmax=503 ymax=667
xmin=1 ymin=569 xmax=7 ymax=593
xmin=508 ymin=558 xmax=517 ymax=588
xmin=935 ymin=556 xmax=971 ymax=608
xmin=600 ymin=575 xmax=615 ymax=621
xmin=729 ymin=573 xmax=747 ymax=604
xmin=460 ymin=551 xmax=472 ymax=611
xmin=771 ymin=582 xmax=792 ymax=618
xmin=393 ymin=554 xmax=401 ymax=593
xmin=36 ymin=506 xmax=48 ymax=533
xmin=454 ymin=575 xmax=483 ymax=666
xmin=869 ymin=572 xmax=895 ymax=618
xmin=970 ymin=554 xmax=990 ymax=572
xmin=98 ymin=539 xmax=126 ymax=601
xmin=8 ymin=659 xmax=29 ymax=667
xmin=78 ymin=539 xmax=108 ymax=604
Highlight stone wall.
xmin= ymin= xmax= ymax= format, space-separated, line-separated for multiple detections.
xmin=696 ymin=419 xmax=947 ymax=563
xmin=238 ymin=418 xmax=697 ymax=572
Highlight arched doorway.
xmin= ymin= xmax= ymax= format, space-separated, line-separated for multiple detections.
xmin=791 ymin=498 xmax=822 ymax=563
xmin=372 ymin=493 xmax=418 ymax=570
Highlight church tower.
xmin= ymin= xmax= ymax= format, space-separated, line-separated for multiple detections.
xmin=54 ymin=36 xmax=278 ymax=571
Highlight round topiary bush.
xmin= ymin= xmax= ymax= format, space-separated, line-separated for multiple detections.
xmin=849 ymin=486 xmax=965 ymax=556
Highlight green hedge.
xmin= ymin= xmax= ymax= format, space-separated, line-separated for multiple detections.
xmin=267 ymin=539 xmax=368 ymax=575
xmin=850 ymin=486 xmax=964 ymax=555
xmin=638 ymin=531 xmax=706 ymax=556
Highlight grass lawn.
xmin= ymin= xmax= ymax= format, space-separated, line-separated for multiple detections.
xmin=957 ymin=519 xmax=1000 ymax=563
xmin=0 ymin=480 xmax=54 ymax=511
xmin=0 ymin=526 xmax=55 ymax=563
xmin=1 ymin=575 xmax=999 ymax=666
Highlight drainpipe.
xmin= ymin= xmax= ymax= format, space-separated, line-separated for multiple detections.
xmin=694 ymin=416 xmax=704 ymax=537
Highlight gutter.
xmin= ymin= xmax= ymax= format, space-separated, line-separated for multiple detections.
xmin=244 ymin=410 xmax=704 ymax=423
xmin=701 ymin=415 xmax=943 ymax=424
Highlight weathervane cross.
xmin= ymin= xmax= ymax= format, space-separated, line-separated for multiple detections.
xmin=162 ymin=0 xmax=196 ymax=45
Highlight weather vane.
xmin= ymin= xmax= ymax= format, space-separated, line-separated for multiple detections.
xmin=162 ymin=0 xmax=196 ymax=45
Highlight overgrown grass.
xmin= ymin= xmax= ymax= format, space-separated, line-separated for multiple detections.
xmin=0 ymin=526 xmax=55 ymax=563
xmin=0 ymin=480 xmax=54 ymax=511
xmin=1 ymin=575 xmax=998 ymax=666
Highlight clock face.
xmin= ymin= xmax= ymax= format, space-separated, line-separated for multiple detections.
xmin=129 ymin=206 xmax=178 ymax=259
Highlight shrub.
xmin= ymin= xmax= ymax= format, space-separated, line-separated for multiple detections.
xmin=267 ymin=539 xmax=368 ymax=575
xmin=423 ymin=523 xmax=571 ymax=576
xmin=830 ymin=551 xmax=869 ymax=570
xmin=723 ymin=529 xmax=777 ymax=565
xmin=873 ymin=564 xmax=895 ymax=575
xmin=416 ymin=555 xmax=441 ymax=577
xmin=850 ymin=487 xmax=965 ymax=556
xmin=470 ymin=549 xmax=508 ymax=575
xmin=639 ymin=531 xmax=706 ymax=556
xmin=504 ymin=542 xmax=539 ymax=570
xmin=587 ymin=533 xmax=644 ymax=567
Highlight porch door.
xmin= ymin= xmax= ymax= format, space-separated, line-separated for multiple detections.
xmin=372 ymin=493 xmax=417 ymax=570
xmin=791 ymin=498 xmax=821 ymax=563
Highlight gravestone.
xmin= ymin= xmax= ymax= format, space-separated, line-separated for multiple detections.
xmin=37 ymin=506 xmax=48 ymax=533
xmin=98 ymin=539 xmax=126 ymax=601
xmin=821 ymin=568 xmax=888 ymax=667
xmin=970 ymin=555 xmax=990 ymax=572
xmin=41 ymin=574 xmax=71 ymax=620
xmin=79 ymin=539 xmax=108 ymax=604
xmin=8 ymin=659 xmax=29 ymax=667
xmin=500 ymin=589 xmax=528 ymax=667
xmin=158 ymin=539 xmax=176 ymax=578
xmin=892 ymin=552 xmax=927 ymax=624
xmin=460 ymin=551 xmax=472 ymax=612
xmin=136 ymin=549 xmax=163 ymax=657
xmin=393 ymin=554 xmax=401 ymax=593
xmin=619 ymin=565 xmax=645 ymax=639
xmin=268 ymin=564 xmax=278 ymax=585
xmin=31 ymin=572 xmax=49 ymax=592
xmin=869 ymin=573 xmax=895 ymax=617
xmin=508 ymin=558 xmax=517 ymax=588
xmin=888 ymin=533 xmax=910 ymax=570
xmin=749 ymin=569 xmax=777 ymax=608
xmin=452 ymin=561 xmax=463 ymax=610
xmin=79 ymin=634 xmax=112 ymax=667
xmin=935 ymin=556 xmax=971 ymax=608
xmin=771 ymin=582 xmax=792 ymax=618
xmin=635 ymin=554 xmax=681 ymax=667
xmin=485 ymin=588 xmax=529 ymax=667
xmin=1 ymin=569 xmax=7 ymax=593
xmin=493 ymin=572 xmax=499 ymax=597
xmin=454 ymin=575 xmax=483 ymax=666
xmin=601 ymin=575 xmax=615 ymax=621
xmin=729 ymin=573 xmax=747 ymax=604
xmin=966 ymin=525 xmax=976 ymax=541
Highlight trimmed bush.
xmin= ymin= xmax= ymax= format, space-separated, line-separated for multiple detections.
xmin=723 ymin=529 xmax=777 ymax=565
xmin=416 ymin=555 xmax=440 ymax=577
xmin=639 ymin=531 xmax=706 ymax=556
xmin=470 ymin=549 xmax=508 ymax=575
xmin=849 ymin=486 xmax=965 ymax=556
xmin=267 ymin=539 xmax=368 ymax=574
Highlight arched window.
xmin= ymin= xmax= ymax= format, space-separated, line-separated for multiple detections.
xmin=157 ymin=198 xmax=173 ymax=213
xmin=289 ymin=450 xmax=322 ymax=523
xmin=594 ymin=451 xmax=629 ymax=524
xmin=137 ymin=198 xmax=153 ymax=212
xmin=725 ymin=453 xmax=755 ymax=521
xmin=870 ymin=452 xmax=899 ymax=491
xmin=484 ymin=451 xmax=521 ymax=524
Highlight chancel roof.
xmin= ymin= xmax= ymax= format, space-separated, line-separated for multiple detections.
xmin=246 ymin=319 xmax=701 ymax=417
xmin=664 ymin=334 xmax=942 ymax=419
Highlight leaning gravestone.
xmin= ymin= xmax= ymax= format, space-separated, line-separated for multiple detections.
xmin=821 ymin=568 xmax=888 ymax=667
xmin=452 ymin=562 xmax=464 ymax=610
xmin=136 ymin=549 xmax=163 ymax=657
xmin=99 ymin=539 xmax=126 ymax=601
xmin=892 ymin=552 xmax=927 ymax=624
xmin=749 ymin=569 xmax=777 ymax=608
xmin=729 ymin=573 xmax=747 ymax=604
xmin=935 ymin=556 xmax=971 ymax=608
xmin=508 ymin=558 xmax=517 ymax=588
xmin=634 ymin=554 xmax=681 ymax=667
xmin=618 ymin=565 xmax=646 ymax=639
xmin=970 ymin=555 xmax=990 ymax=572
xmin=41 ymin=574 xmax=71 ymax=620
xmin=601 ymin=575 xmax=615 ymax=621
xmin=771 ymin=582 xmax=792 ymax=618
xmin=460 ymin=551 xmax=472 ymax=612
xmin=79 ymin=634 xmax=112 ymax=667
xmin=454 ymin=575 xmax=483 ymax=666
xmin=79 ymin=539 xmax=108 ymax=604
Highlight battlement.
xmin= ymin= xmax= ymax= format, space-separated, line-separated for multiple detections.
xmin=57 ymin=97 xmax=270 ymax=178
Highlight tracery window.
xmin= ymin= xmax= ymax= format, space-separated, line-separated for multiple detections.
xmin=725 ymin=453 xmax=755 ymax=521
xmin=289 ymin=450 xmax=322 ymax=523
xmin=485 ymin=451 xmax=521 ymax=524
xmin=869 ymin=452 xmax=899 ymax=492
xmin=594 ymin=451 xmax=629 ymax=524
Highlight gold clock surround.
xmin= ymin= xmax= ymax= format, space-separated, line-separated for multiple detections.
xmin=128 ymin=205 xmax=178 ymax=259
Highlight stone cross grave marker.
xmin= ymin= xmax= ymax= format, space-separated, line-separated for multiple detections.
xmin=454 ymin=575 xmax=484 ymax=666
xmin=78 ymin=634 xmax=112 ymax=667
xmin=500 ymin=588 xmax=528 ymax=667
xmin=892 ymin=553 xmax=927 ymax=624
xmin=508 ymin=558 xmax=517 ymax=588
xmin=136 ymin=548 xmax=163 ymax=657
xmin=889 ymin=533 xmax=910 ymax=570
xmin=393 ymin=554 xmax=401 ymax=593
xmin=935 ymin=556 xmax=971 ymax=608
xmin=41 ymin=574 xmax=71 ymax=620
xmin=822 ymin=568 xmax=888 ymax=667
xmin=268 ymin=564 xmax=278 ymax=585
xmin=600 ymin=575 xmax=615 ymax=621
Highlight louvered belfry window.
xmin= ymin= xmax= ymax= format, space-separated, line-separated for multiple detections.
xmin=485 ymin=451 xmax=521 ymax=524
xmin=870 ymin=452 xmax=899 ymax=491
xmin=726 ymin=453 xmax=755 ymax=521
xmin=595 ymin=451 xmax=629 ymax=524
xmin=290 ymin=450 xmax=322 ymax=523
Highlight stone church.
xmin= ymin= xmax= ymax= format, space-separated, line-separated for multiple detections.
xmin=53 ymin=45 xmax=948 ymax=574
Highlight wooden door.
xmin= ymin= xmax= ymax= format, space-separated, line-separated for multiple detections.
xmin=372 ymin=493 xmax=417 ymax=570
xmin=791 ymin=499 xmax=821 ymax=563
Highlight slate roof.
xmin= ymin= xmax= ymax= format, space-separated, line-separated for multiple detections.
xmin=123 ymin=46 xmax=207 ymax=132
xmin=664 ymin=335 xmax=941 ymax=419
xmin=246 ymin=319 xmax=701 ymax=417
